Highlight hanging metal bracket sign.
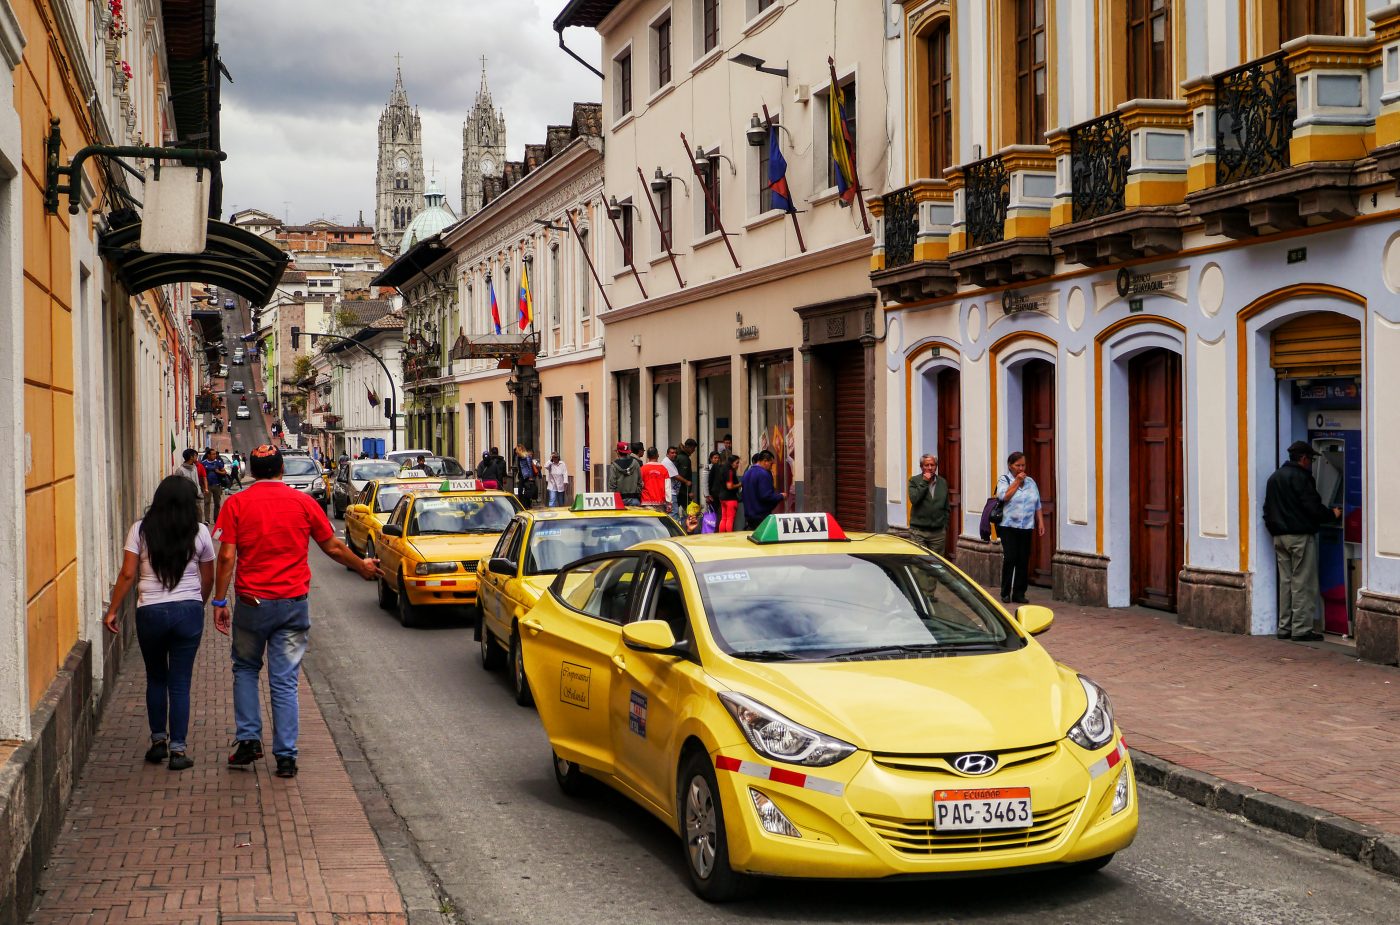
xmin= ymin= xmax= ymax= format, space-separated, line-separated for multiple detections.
xmin=44 ymin=117 xmax=226 ymax=215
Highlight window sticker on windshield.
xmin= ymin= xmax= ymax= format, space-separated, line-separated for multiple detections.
xmin=629 ymin=690 xmax=647 ymax=738
xmin=704 ymin=570 xmax=751 ymax=584
xmin=534 ymin=528 xmax=562 ymax=537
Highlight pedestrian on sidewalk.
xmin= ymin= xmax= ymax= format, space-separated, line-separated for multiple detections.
xmin=544 ymin=451 xmax=569 ymax=507
xmin=229 ymin=452 xmax=244 ymax=489
xmin=515 ymin=445 xmax=539 ymax=510
xmin=102 ymin=476 xmax=214 ymax=771
xmin=703 ymin=449 xmax=723 ymax=511
xmin=607 ymin=441 xmax=642 ymax=505
xmin=171 ymin=449 xmax=205 ymax=503
xmin=200 ymin=449 xmax=226 ymax=524
xmin=716 ymin=454 xmax=742 ymax=532
xmin=641 ymin=447 xmax=670 ymax=506
xmin=908 ymin=453 xmax=951 ymax=556
xmin=1264 ymin=440 xmax=1341 ymax=641
xmin=661 ymin=447 xmax=681 ymax=514
xmin=741 ymin=450 xmax=786 ymax=524
xmin=995 ymin=451 xmax=1044 ymax=605
xmin=675 ymin=439 xmax=696 ymax=516
xmin=211 ymin=444 xmax=382 ymax=778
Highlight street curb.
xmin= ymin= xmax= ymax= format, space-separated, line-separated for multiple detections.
xmin=1131 ymin=749 xmax=1400 ymax=879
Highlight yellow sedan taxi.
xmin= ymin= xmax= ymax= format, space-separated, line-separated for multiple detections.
xmin=375 ymin=479 xmax=521 ymax=627
xmin=476 ymin=492 xmax=683 ymax=705
xmin=520 ymin=512 xmax=1136 ymax=901
xmin=342 ymin=477 xmax=439 ymax=558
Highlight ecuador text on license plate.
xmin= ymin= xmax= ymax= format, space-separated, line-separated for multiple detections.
xmin=934 ymin=787 xmax=1033 ymax=831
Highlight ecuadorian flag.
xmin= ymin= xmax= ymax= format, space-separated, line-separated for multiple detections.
xmin=489 ymin=279 xmax=502 ymax=334
xmin=518 ymin=262 xmax=534 ymax=330
xmin=828 ymin=77 xmax=857 ymax=205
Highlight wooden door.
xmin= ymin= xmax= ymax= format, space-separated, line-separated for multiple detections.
xmin=1021 ymin=360 xmax=1056 ymax=587
xmin=1129 ymin=349 xmax=1184 ymax=611
xmin=936 ymin=368 xmax=961 ymax=560
xmin=833 ymin=343 xmax=870 ymax=531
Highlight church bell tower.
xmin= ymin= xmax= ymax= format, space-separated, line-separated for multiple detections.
xmin=461 ymin=57 xmax=506 ymax=218
xmin=375 ymin=58 xmax=426 ymax=253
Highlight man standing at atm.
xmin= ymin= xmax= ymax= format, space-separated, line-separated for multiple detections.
xmin=1263 ymin=441 xmax=1342 ymax=641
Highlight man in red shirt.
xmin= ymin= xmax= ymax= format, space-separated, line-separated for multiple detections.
xmin=211 ymin=445 xmax=380 ymax=778
xmin=640 ymin=447 xmax=670 ymax=506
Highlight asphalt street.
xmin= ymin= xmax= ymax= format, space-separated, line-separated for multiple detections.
xmin=299 ymin=550 xmax=1400 ymax=925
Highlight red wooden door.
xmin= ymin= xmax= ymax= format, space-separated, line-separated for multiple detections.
xmin=1129 ymin=349 xmax=1184 ymax=611
xmin=936 ymin=368 xmax=961 ymax=560
xmin=833 ymin=343 xmax=869 ymax=530
xmin=1021 ymin=360 xmax=1056 ymax=587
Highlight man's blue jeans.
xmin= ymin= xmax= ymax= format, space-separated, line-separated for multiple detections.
xmin=135 ymin=600 xmax=204 ymax=752
xmin=231 ymin=597 xmax=310 ymax=758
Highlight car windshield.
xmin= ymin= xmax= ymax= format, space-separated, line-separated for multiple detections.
xmin=410 ymin=457 xmax=465 ymax=476
xmin=695 ymin=553 xmax=1021 ymax=662
xmin=352 ymin=461 xmax=399 ymax=481
xmin=409 ymin=496 xmax=518 ymax=535
xmin=374 ymin=486 xmax=410 ymax=513
xmin=282 ymin=458 xmax=320 ymax=477
xmin=524 ymin=516 xmax=682 ymax=575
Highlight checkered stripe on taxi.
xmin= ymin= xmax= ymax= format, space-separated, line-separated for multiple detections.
xmin=715 ymin=755 xmax=845 ymax=797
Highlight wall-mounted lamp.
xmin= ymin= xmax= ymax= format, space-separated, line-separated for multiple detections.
xmin=649 ymin=166 xmax=690 ymax=196
xmin=729 ymin=52 xmax=788 ymax=78
xmin=746 ymin=114 xmax=767 ymax=147
xmin=693 ymin=145 xmax=737 ymax=175
xmin=608 ymin=195 xmax=644 ymax=219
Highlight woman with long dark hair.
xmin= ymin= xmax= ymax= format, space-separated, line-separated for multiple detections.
xmin=103 ymin=476 xmax=215 ymax=770
xmin=717 ymin=455 xmax=743 ymax=533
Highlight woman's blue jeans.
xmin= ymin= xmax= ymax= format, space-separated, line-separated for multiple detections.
xmin=135 ymin=600 xmax=205 ymax=752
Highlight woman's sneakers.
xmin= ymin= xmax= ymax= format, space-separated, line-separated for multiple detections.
xmin=228 ymin=739 xmax=264 ymax=768
xmin=168 ymin=751 xmax=194 ymax=771
xmin=144 ymin=739 xmax=169 ymax=764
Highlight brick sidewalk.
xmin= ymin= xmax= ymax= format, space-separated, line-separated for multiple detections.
xmin=27 ymin=612 xmax=407 ymax=925
xmin=1028 ymin=587 xmax=1400 ymax=834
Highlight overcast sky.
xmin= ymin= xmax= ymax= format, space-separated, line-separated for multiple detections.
xmin=218 ymin=1 xmax=601 ymax=226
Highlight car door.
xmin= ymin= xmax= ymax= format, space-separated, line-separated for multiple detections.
xmin=481 ymin=518 xmax=523 ymax=637
xmin=379 ymin=498 xmax=410 ymax=589
xmin=336 ymin=466 xmax=352 ymax=508
xmin=610 ymin=553 xmax=696 ymax=817
xmin=348 ymin=483 xmax=376 ymax=550
xmin=526 ymin=554 xmax=643 ymax=777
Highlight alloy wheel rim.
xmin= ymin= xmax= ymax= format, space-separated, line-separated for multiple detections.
xmin=513 ymin=639 xmax=524 ymax=692
xmin=685 ymin=776 xmax=717 ymax=878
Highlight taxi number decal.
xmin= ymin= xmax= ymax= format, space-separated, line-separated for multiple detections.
xmin=628 ymin=690 xmax=647 ymax=738
xmin=704 ymin=570 xmax=751 ymax=584
xmin=560 ymin=662 xmax=591 ymax=708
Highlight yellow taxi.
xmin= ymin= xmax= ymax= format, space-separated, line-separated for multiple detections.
xmin=476 ymin=492 xmax=683 ymax=705
xmin=520 ymin=512 xmax=1137 ymax=901
xmin=374 ymin=479 xmax=521 ymax=628
xmin=342 ymin=477 xmax=440 ymax=558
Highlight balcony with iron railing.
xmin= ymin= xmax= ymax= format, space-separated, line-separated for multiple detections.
xmin=946 ymin=148 xmax=1055 ymax=286
xmin=868 ymin=181 xmax=958 ymax=304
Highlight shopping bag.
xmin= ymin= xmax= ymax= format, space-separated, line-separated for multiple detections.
xmin=701 ymin=511 xmax=718 ymax=534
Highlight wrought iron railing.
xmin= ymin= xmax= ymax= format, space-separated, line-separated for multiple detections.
xmin=1070 ymin=111 xmax=1131 ymax=222
xmin=881 ymin=185 xmax=918 ymax=269
xmin=963 ymin=154 xmax=1009 ymax=248
xmin=1214 ymin=51 xmax=1296 ymax=186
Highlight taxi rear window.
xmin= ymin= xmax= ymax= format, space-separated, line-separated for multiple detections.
xmin=694 ymin=554 xmax=1021 ymax=662
xmin=524 ymin=516 xmax=682 ymax=575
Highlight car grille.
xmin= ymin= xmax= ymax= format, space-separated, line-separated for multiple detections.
xmin=870 ymin=742 xmax=1058 ymax=776
xmin=860 ymin=798 xmax=1081 ymax=856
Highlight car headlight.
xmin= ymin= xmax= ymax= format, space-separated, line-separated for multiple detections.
xmin=1067 ymin=675 xmax=1115 ymax=750
xmin=719 ymin=692 xmax=856 ymax=767
xmin=415 ymin=561 xmax=458 ymax=575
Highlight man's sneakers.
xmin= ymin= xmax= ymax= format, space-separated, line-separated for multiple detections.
xmin=228 ymin=739 xmax=264 ymax=768
xmin=275 ymin=756 xmax=298 ymax=778
xmin=144 ymin=739 xmax=169 ymax=764
xmin=168 ymin=751 xmax=194 ymax=771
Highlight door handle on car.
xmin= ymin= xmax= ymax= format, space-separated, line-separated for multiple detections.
xmin=522 ymin=618 xmax=543 ymax=635
xmin=611 ymin=654 xmax=626 ymax=672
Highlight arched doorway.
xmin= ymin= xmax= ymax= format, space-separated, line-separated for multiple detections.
xmin=1021 ymin=359 xmax=1056 ymax=586
xmin=1129 ymin=348 xmax=1184 ymax=610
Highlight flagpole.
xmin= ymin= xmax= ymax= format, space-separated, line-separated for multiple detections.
xmin=564 ymin=208 xmax=614 ymax=312
xmin=602 ymin=192 xmax=649 ymax=299
xmin=763 ymin=104 xmax=806 ymax=254
xmin=827 ymin=57 xmax=871 ymax=235
xmin=679 ymin=131 xmax=741 ymax=270
xmin=636 ymin=166 xmax=686 ymax=287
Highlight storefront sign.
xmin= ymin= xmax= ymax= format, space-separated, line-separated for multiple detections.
xmin=1115 ymin=268 xmax=1182 ymax=299
xmin=459 ymin=333 xmax=540 ymax=359
xmin=1002 ymin=292 xmax=1047 ymax=314
xmin=736 ymin=324 xmax=760 ymax=340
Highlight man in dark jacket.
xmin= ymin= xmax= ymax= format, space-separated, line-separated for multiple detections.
xmin=1263 ymin=441 xmax=1341 ymax=641
xmin=907 ymin=453 xmax=951 ymax=555
xmin=606 ymin=441 xmax=643 ymax=504
xmin=741 ymin=450 xmax=786 ymax=523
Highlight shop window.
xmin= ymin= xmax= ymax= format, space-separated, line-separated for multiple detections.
xmin=748 ymin=353 xmax=795 ymax=511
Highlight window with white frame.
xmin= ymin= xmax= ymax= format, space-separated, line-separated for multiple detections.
xmin=694 ymin=149 xmax=723 ymax=237
xmin=548 ymin=396 xmax=563 ymax=457
xmin=465 ymin=402 xmax=476 ymax=462
xmin=747 ymin=0 xmax=777 ymax=20
xmin=650 ymin=10 xmax=673 ymax=92
xmin=483 ymin=402 xmax=494 ymax=452
xmin=694 ymin=0 xmax=720 ymax=60
xmin=578 ymin=226 xmax=592 ymax=320
xmin=652 ymin=179 xmax=674 ymax=256
xmin=549 ymin=242 xmax=561 ymax=328
xmin=815 ymin=75 xmax=858 ymax=192
xmin=614 ymin=46 xmax=633 ymax=121
xmin=749 ymin=116 xmax=784 ymax=216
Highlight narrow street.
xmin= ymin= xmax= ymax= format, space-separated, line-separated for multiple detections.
xmin=302 ymin=554 xmax=1400 ymax=924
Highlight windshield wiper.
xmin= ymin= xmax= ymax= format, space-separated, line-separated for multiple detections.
xmin=826 ymin=641 xmax=1001 ymax=659
xmin=727 ymin=649 xmax=801 ymax=662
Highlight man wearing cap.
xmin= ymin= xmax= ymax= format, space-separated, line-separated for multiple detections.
xmin=1263 ymin=441 xmax=1342 ymax=641
xmin=210 ymin=445 xmax=382 ymax=777
xmin=606 ymin=441 xmax=642 ymax=505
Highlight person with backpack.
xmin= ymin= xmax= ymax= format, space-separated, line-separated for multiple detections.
xmin=606 ymin=441 xmax=642 ymax=505
xmin=515 ymin=445 xmax=539 ymax=510
xmin=102 ymin=476 xmax=216 ymax=771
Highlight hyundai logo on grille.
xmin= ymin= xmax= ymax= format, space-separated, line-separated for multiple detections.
xmin=952 ymin=753 xmax=997 ymax=775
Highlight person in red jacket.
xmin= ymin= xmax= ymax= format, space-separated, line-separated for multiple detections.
xmin=640 ymin=447 xmax=670 ymax=505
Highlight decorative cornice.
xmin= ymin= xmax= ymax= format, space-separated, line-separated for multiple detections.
xmin=600 ymin=236 xmax=872 ymax=324
xmin=0 ymin=0 xmax=25 ymax=71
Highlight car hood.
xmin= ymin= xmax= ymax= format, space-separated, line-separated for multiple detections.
xmin=407 ymin=534 xmax=501 ymax=561
xmin=715 ymin=643 xmax=1086 ymax=754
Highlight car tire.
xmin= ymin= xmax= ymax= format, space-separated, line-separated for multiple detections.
xmin=510 ymin=629 xmax=534 ymax=707
xmin=552 ymin=750 xmax=591 ymax=797
xmin=480 ymin=624 xmax=505 ymax=671
xmin=333 ymin=501 xmax=344 ymax=519
xmin=678 ymin=751 xmax=754 ymax=903
xmin=376 ymin=564 xmax=397 ymax=611
xmin=396 ymin=571 xmax=422 ymax=628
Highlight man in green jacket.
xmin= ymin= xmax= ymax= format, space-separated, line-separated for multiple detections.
xmin=907 ymin=453 xmax=950 ymax=555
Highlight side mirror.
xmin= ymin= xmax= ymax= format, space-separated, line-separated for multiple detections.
xmin=623 ymin=620 xmax=678 ymax=652
xmin=487 ymin=557 xmax=517 ymax=576
xmin=381 ymin=524 xmax=403 ymax=538
xmin=1015 ymin=604 xmax=1054 ymax=636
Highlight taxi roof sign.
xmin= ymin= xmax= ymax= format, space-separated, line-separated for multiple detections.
xmin=571 ymin=492 xmax=626 ymax=512
xmin=748 ymin=512 xmax=849 ymax=544
xmin=439 ymin=478 xmax=479 ymax=492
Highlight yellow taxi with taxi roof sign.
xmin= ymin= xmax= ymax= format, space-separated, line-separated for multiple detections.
xmin=477 ymin=492 xmax=683 ymax=705
xmin=374 ymin=478 xmax=521 ymax=628
xmin=520 ymin=511 xmax=1136 ymax=901
xmin=342 ymin=477 xmax=440 ymax=558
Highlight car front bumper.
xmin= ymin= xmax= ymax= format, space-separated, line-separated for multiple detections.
xmin=710 ymin=734 xmax=1137 ymax=879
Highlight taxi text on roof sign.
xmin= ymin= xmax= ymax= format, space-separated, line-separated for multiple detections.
xmin=439 ymin=479 xmax=479 ymax=492
xmin=571 ymin=492 xmax=625 ymax=512
xmin=748 ymin=512 xmax=849 ymax=544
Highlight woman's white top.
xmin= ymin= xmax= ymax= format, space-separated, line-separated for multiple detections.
xmin=123 ymin=521 xmax=216 ymax=606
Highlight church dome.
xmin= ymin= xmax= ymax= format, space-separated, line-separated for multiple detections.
xmin=397 ymin=179 xmax=458 ymax=256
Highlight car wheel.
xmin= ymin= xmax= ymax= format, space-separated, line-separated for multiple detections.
xmin=510 ymin=628 xmax=534 ymax=707
xmin=679 ymin=751 xmax=754 ymax=902
xmin=552 ymin=750 xmax=591 ymax=797
xmin=376 ymin=561 xmax=397 ymax=611
xmin=396 ymin=571 xmax=422 ymax=628
xmin=345 ymin=532 xmax=360 ymax=557
xmin=333 ymin=501 xmax=344 ymax=519
xmin=479 ymin=622 xmax=505 ymax=671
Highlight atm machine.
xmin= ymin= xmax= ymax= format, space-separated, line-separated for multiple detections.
xmin=1306 ymin=396 xmax=1362 ymax=636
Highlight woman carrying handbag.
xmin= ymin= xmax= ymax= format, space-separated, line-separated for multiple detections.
xmin=994 ymin=451 xmax=1044 ymax=605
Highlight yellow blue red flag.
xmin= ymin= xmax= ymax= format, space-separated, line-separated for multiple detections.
xmin=518 ymin=261 xmax=533 ymax=330
xmin=828 ymin=76 xmax=857 ymax=205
